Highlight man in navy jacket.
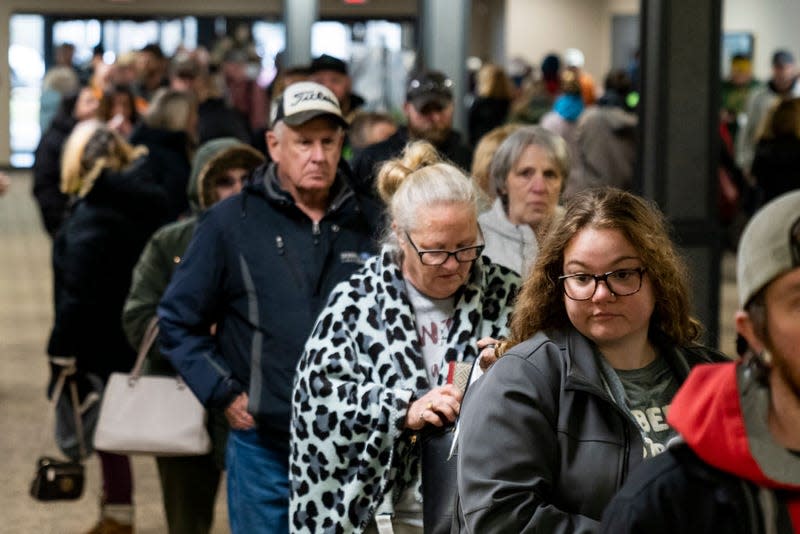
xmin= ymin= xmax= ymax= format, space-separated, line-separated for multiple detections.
xmin=158 ymin=81 xmax=379 ymax=533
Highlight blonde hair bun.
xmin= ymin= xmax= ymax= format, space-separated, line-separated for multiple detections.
xmin=376 ymin=141 xmax=441 ymax=204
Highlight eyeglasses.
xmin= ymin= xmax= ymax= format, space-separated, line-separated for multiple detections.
xmin=404 ymin=231 xmax=484 ymax=266
xmin=558 ymin=268 xmax=646 ymax=301
xmin=215 ymin=176 xmax=240 ymax=188
xmin=792 ymin=216 xmax=800 ymax=267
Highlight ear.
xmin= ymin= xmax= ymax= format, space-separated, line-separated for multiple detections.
xmin=403 ymin=101 xmax=414 ymax=117
xmin=735 ymin=310 xmax=765 ymax=354
xmin=266 ymin=130 xmax=280 ymax=164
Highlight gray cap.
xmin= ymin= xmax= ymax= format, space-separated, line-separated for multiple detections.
xmin=736 ymin=190 xmax=800 ymax=307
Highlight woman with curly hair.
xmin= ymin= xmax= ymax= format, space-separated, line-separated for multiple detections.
xmin=456 ymin=187 xmax=728 ymax=533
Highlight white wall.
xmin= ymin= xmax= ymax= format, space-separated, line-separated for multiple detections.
xmin=505 ymin=0 xmax=639 ymax=84
xmin=723 ymin=0 xmax=800 ymax=80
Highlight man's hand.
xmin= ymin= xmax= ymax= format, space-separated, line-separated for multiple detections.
xmin=225 ymin=392 xmax=255 ymax=430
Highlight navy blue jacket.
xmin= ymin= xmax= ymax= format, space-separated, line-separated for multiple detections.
xmin=157 ymin=163 xmax=380 ymax=446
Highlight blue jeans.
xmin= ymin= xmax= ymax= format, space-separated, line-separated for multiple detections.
xmin=226 ymin=428 xmax=290 ymax=534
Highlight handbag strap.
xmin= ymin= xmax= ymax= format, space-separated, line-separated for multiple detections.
xmin=129 ymin=317 xmax=160 ymax=379
xmin=45 ymin=357 xmax=88 ymax=461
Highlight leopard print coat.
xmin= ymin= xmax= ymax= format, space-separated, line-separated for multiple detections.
xmin=290 ymin=246 xmax=520 ymax=533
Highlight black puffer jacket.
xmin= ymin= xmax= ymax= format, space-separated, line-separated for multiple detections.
xmin=47 ymin=157 xmax=169 ymax=379
xmin=600 ymin=444 xmax=795 ymax=534
xmin=130 ymin=124 xmax=192 ymax=221
xmin=32 ymin=99 xmax=77 ymax=238
xmin=455 ymin=328 xmax=724 ymax=534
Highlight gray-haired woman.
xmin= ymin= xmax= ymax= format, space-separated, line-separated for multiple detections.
xmin=289 ymin=141 xmax=520 ymax=533
xmin=479 ymin=125 xmax=570 ymax=277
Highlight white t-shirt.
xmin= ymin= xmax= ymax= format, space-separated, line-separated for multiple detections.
xmin=405 ymin=279 xmax=455 ymax=385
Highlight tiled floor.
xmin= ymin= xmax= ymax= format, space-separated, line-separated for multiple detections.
xmin=0 ymin=171 xmax=228 ymax=533
xmin=0 ymin=170 xmax=739 ymax=533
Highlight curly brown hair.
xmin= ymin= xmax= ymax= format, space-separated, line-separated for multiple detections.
xmin=503 ymin=187 xmax=702 ymax=351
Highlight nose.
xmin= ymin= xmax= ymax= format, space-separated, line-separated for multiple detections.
xmin=591 ymin=279 xmax=616 ymax=301
xmin=529 ymin=173 xmax=547 ymax=193
xmin=441 ymin=254 xmax=460 ymax=270
xmin=426 ymin=110 xmax=446 ymax=125
xmin=310 ymin=141 xmax=325 ymax=161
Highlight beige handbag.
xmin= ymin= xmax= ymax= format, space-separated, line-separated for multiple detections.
xmin=93 ymin=318 xmax=212 ymax=456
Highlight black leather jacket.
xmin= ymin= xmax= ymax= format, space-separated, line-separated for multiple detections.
xmin=455 ymin=327 xmax=724 ymax=534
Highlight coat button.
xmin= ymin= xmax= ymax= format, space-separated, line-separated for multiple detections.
xmin=173 ymin=256 xmax=181 ymax=264
xmin=332 ymin=224 xmax=340 ymax=233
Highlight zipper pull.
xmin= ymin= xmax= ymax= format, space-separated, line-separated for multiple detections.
xmin=312 ymin=221 xmax=321 ymax=236
xmin=275 ymin=235 xmax=285 ymax=255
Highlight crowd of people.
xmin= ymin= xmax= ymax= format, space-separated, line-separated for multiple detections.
xmin=26 ymin=36 xmax=800 ymax=534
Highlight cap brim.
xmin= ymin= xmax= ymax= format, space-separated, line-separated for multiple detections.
xmin=281 ymin=110 xmax=349 ymax=129
xmin=410 ymin=94 xmax=451 ymax=111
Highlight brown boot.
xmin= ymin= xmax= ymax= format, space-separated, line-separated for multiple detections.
xmin=84 ymin=517 xmax=133 ymax=534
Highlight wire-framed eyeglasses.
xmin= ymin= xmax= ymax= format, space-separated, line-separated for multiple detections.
xmin=558 ymin=268 xmax=646 ymax=301
xmin=404 ymin=231 xmax=485 ymax=266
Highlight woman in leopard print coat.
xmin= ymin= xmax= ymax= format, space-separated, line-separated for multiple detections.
xmin=289 ymin=142 xmax=520 ymax=534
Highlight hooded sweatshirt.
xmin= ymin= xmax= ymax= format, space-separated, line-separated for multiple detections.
xmin=122 ymin=138 xmax=264 ymax=372
xmin=668 ymin=361 xmax=800 ymax=531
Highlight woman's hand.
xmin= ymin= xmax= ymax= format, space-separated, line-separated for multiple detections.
xmin=405 ymin=384 xmax=463 ymax=431
xmin=477 ymin=336 xmax=502 ymax=371
xmin=225 ymin=392 xmax=255 ymax=430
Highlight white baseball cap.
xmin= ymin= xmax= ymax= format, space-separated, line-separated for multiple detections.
xmin=270 ymin=81 xmax=348 ymax=129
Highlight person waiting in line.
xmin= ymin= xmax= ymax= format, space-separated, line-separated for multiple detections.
xmin=132 ymin=43 xmax=170 ymax=114
xmin=348 ymin=111 xmax=398 ymax=161
xmin=130 ymin=88 xmax=197 ymax=221
xmin=563 ymin=69 xmax=638 ymax=200
xmin=564 ymin=47 xmax=597 ymax=106
xmin=720 ymin=53 xmax=761 ymax=142
xmin=456 ymin=187 xmax=726 ymax=533
xmin=309 ymin=54 xmax=366 ymax=122
xmin=540 ymin=69 xmax=584 ymax=159
xmin=509 ymin=53 xmax=561 ymax=125
xmin=470 ymin=123 xmax=523 ymax=201
xmin=123 ymin=138 xmax=264 ymax=534
xmin=32 ymin=86 xmax=100 ymax=238
xmin=600 ymin=190 xmax=800 ymax=534
xmin=467 ymin=63 xmax=513 ymax=147
xmin=290 ymin=141 xmax=520 ymax=534
xmin=158 ymin=82 xmax=380 ymax=534
xmin=351 ymin=70 xmax=473 ymax=198
xmin=737 ymin=49 xmax=800 ymax=175
xmin=479 ymin=126 xmax=569 ymax=277
xmin=39 ymin=64 xmax=80 ymax=133
xmin=47 ymin=120 xmax=169 ymax=534
xmin=751 ymin=97 xmax=800 ymax=206
xmin=99 ymin=84 xmax=140 ymax=139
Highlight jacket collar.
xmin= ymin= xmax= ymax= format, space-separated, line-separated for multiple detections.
xmin=247 ymin=162 xmax=354 ymax=214
xmin=370 ymin=246 xmax=497 ymax=388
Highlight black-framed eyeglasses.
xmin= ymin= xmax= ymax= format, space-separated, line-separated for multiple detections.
xmin=791 ymin=216 xmax=800 ymax=267
xmin=404 ymin=231 xmax=485 ymax=266
xmin=558 ymin=268 xmax=646 ymax=301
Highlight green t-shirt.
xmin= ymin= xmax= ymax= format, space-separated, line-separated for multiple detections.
xmin=615 ymin=356 xmax=680 ymax=458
